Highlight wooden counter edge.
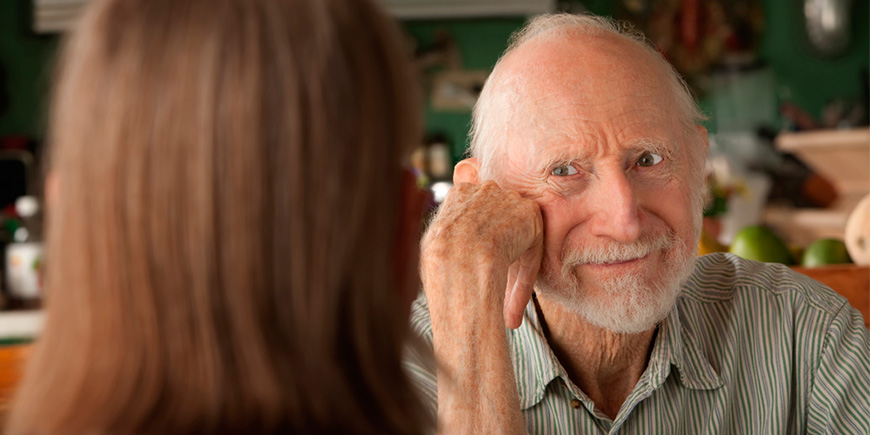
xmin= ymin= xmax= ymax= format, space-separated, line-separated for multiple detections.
xmin=791 ymin=264 xmax=870 ymax=328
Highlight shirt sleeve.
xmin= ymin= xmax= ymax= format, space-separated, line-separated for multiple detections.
xmin=806 ymin=301 xmax=870 ymax=434
xmin=403 ymin=294 xmax=439 ymax=419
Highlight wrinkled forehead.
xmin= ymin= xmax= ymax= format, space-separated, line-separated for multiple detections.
xmin=490 ymin=32 xmax=683 ymax=163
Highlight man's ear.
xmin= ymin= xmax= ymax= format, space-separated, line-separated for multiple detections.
xmin=454 ymin=158 xmax=481 ymax=184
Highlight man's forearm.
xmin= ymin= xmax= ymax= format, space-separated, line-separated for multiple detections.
xmin=427 ymin=263 xmax=525 ymax=434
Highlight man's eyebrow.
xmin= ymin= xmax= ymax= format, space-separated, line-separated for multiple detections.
xmin=626 ymin=137 xmax=679 ymax=157
xmin=529 ymin=148 xmax=590 ymax=175
xmin=620 ymin=138 xmax=682 ymax=166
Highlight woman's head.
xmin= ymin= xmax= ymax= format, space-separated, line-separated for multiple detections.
xmin=10 ymin=0 xmax=426 ymax=433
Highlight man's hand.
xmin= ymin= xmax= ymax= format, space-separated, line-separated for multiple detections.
xmin=421 ymin=180 xmax=543 ymax=329
xmin=420 ymin=158 xmax=543 ymax=434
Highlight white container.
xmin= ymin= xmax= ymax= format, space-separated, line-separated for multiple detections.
xmin=5 ymin=242 xmax=43 ymax=300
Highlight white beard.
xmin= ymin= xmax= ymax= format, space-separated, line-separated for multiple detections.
xmin=535 ymin=229 xmax=697 ymax=334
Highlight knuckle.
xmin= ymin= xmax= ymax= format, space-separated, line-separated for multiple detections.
xmin=479 ymin=180 xmax=501 ymax=193
xmin=451 ymin=182 xmax=472 ymax=196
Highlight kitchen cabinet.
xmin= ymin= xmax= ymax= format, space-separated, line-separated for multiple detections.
xmin=0 ymin=343 xmax=30 ymax=415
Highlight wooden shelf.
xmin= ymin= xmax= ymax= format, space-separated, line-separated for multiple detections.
xmin=764 ymin=206 xmax=849 ymax=247
xmin=777 ymin=128 xmax=870 ymax=151
xmin=775 ymin=128 xmax=870 ymax=199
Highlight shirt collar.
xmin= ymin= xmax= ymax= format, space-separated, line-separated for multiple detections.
xmin=512 ymin=298 xmax=562 ymax=410
xmin=512 ymin=295 xmax=722 ymax=410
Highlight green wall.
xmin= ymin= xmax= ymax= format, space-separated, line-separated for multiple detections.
xmin=0 ymin=0 xmax=57 ymax=139
xmin=760 ymin=0 xmax=869 ymax=119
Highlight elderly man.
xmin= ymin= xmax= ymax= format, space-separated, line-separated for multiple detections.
xmin=406 ymin=14 xmax=870 ymax=434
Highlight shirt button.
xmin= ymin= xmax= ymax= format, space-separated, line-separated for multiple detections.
xmin=570 ymin=399 xmax=582 ymax=409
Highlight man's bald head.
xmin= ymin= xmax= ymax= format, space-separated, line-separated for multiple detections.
xmin=469 ymin=14 xmax=707 ymax=182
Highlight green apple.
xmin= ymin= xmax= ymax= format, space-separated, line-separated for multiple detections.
xmin=802 ymin=238 xmax=853 ymax=268
xmin=729 ymin=225 xmax=794 ymax=265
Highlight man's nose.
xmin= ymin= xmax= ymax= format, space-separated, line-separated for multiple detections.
xmin=588 ymin=169 xmax=641 ymax=243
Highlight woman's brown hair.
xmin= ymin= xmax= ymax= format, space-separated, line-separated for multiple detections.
xmin=7 ymin=0 xmax=427 ymax=432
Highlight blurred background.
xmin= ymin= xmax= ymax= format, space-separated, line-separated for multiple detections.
xmin=0 ymin=0 xmax=867 ymax=324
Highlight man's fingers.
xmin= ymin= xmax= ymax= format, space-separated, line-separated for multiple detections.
xmin=504 ymin=224 xmax=544 ymax=329
xmin=503 ymin=263 xmax=521 ymax=327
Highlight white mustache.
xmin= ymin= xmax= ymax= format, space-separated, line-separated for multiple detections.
xmin=561 ymin=231 xmax=677 ymax=273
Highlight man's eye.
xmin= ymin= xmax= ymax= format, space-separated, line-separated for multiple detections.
xmin=551 ymin=164 xmax=579 ymax=176
xmin=637 ymin=152 xmax=663 ymax=167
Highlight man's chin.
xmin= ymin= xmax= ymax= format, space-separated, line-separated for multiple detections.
xmin=579 ymin=298 xmax=675 ymax=334
xmin=537 ymin=272 xmax=684 ymax=335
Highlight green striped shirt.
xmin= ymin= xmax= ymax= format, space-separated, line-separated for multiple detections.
xmin=405 ymin=253 xmax=870 ymax=433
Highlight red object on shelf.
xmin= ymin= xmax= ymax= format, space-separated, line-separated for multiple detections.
xmin=0 ymin=136 xmax=28 ymax=151
xmin=681 ymin=0 xmax=699 ymax=53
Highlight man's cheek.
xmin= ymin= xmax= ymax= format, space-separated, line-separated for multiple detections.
xmin=537 ymin=248 xmax=561 ymax=281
